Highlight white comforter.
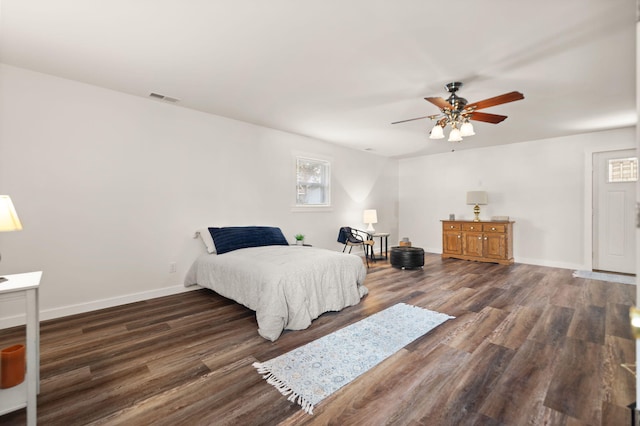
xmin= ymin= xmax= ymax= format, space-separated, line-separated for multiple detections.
xmin=184 ymin=245 xmax=368 ymax=341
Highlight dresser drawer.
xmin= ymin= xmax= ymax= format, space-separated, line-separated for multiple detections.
xmin=462 ymin=223 xmax=481 ymax=232
xmin=443 ymin=222 xmax=461 ymax=230
xmin=483 ymin=223 xmax=506 ymax=233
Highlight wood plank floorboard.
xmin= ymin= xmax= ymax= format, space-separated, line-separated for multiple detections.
xmin=0 ymin=253 xmax=636 ymax=425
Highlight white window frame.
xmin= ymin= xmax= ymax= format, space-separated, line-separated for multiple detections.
xmin=293 ymin=155 xmax=332 ymax=211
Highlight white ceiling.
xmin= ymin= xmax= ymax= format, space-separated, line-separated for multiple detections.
xmin=0 ymin=0 xmax=636 ymax=158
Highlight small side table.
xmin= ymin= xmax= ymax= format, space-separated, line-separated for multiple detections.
xmin=0 ymin=271 xmax=42 ymax=426
xmin=371 ymin=233 xmax=390 ymax=260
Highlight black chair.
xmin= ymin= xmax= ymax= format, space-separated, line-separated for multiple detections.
xmin=337 ymin=226 xmax=375 ymax=267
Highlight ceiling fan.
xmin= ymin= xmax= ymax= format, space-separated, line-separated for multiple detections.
xmin=392 ymin=82 xmax=524 ymax=142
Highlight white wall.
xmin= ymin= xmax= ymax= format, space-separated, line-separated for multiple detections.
xmin=0 ymin=64 xmax=398 ymax=326
xmin=399 ymin=127 xmax=635 ymax=269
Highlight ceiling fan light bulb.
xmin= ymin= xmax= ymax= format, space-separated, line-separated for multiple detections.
xmin=460 ymin=121 xmax=475 ymax=136
xmin=429 ymin=124 xmax=444 ymax=139
xmin=448 ymin=127 xmax=462 ymax=142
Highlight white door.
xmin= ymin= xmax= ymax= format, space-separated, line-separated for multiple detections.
xmin=593 ymin=149 xmax=637 ymax=274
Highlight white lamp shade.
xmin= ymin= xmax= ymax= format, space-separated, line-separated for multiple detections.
xmin=466 ymin=191 xmax=488 ymax=205
xmin=448 ymin=127 xmax=463 ymax=142
xmin=429 ymin=124 xmax=444 ymax=139
xmin=0 ymin=195 xmax=22 ymax=232
xmin=460 ymin=121 xmax=475 ymax=137
xmin=363 ymin=209 xmax=378 ymax=224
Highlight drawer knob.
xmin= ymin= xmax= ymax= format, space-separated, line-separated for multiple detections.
xmin=491 ymin=227 xmax=496 ymax=231
xmin=450 ymin=225 xmax=455 ymax=229
xmin=478 ymin=236 xmax=482 ymax=240
xmin=484 ymin=237 xmax=488 ymax=240
xmin=458 ymin=235 xmax=461 ymax=238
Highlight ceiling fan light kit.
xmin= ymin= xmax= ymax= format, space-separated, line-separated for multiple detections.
xmin=460 ymin=121 xmax=475 ymax=137
xmin=429 ymin=124 xmax=444 ymax=139
xmin=448 ymin=126 xmax=463 ymax=142
xmin=394 ymin=82 xmax=524 ymax=144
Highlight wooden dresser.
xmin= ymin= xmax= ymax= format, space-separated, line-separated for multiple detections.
xmin=441 ymin=220 xmax=514 ymax=265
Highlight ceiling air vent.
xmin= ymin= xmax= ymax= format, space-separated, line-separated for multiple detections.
xmin=149 ymin=92 xmax=180 ymax=103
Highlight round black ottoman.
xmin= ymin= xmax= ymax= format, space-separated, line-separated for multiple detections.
xmin=390 ymin=246 xmax=425 ymax=269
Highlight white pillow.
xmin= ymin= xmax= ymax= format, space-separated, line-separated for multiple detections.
xmin=195 ymin=228 xmax=216 ymax=254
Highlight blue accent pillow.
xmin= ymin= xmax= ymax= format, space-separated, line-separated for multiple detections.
xmin=208 ymin=226 xmax=289 ymax=254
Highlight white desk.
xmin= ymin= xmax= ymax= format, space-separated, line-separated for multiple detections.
xmin=0 ymin=271 xmax=42 ymax=426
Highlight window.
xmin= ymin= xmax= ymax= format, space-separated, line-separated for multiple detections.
xmin=296 ymin=157 xmax=331 ymax=207
xmin=608 ymin=157 xmax=638 ymax=183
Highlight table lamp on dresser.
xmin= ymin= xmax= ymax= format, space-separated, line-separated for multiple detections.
xmin=0 ymin=195 xmax=23 ymax=283
xmin=466 ymin=191 xmax=488 ymax=222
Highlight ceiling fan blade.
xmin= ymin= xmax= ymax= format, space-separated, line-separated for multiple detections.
xmin=424 ymin=97 xmax=453 ymax=110
xmin=466 ymin=91 xmax=524 ymax=111
xmin=469 ymin=111 xmax=508 ymax=124
xmin=391 ymin=115 xmax=432 ymax=125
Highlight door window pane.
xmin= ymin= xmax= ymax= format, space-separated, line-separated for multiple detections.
xmin=608 ymin=157 xmax=638 ymax=182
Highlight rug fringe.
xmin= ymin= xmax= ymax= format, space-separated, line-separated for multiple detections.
xmin=253 ymin=362 xmax=315 ymax=415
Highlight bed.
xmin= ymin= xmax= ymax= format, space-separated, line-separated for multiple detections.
xmin=184 ymin=226 xmax=368 ymax=341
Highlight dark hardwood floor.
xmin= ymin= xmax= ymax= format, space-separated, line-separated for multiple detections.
xmin=0 ymin=254 xmax=636 ymax=425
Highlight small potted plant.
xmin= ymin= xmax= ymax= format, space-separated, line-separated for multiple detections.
xmin=294 ymin=234 xmax=305 ymax=245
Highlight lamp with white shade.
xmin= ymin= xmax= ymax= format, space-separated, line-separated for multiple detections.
xmin=0 ymin=195 xmax=23 ymax=283
xmin=447 ymin=125 xmax=463 ymax=142
xmin=363 ymin=209 xmax=378 ymax=233
xmin=460 ymin=120 xmax=475 ymax=136
xmin=466 ymin=191 xmax=488 ymax=222
xmin=429 ymin=124 xmax=444 ymax=139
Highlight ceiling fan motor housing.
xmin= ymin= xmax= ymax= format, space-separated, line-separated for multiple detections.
xmin=445 ymin=82 xmax=467 ymax=111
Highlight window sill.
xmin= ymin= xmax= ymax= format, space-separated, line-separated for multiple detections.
xmin=291 ymin=205 xmax=333 ymax=213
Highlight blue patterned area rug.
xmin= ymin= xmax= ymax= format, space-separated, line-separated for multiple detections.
xmin=253 ymin=303 xmax=454 ymax=414
xmin=572 ymin=270 xmax=636 ymax=285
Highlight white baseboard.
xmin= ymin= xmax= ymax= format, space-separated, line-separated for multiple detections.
xmin=426 ymin=249 xmax=584 ymax=271
xmin=0 ymin=284 xmax=200 ymax=329
xmin=511 ymin=257 xmax=584 ymax=271
xmin=423 ymin=247 xmax=440 ymax=255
